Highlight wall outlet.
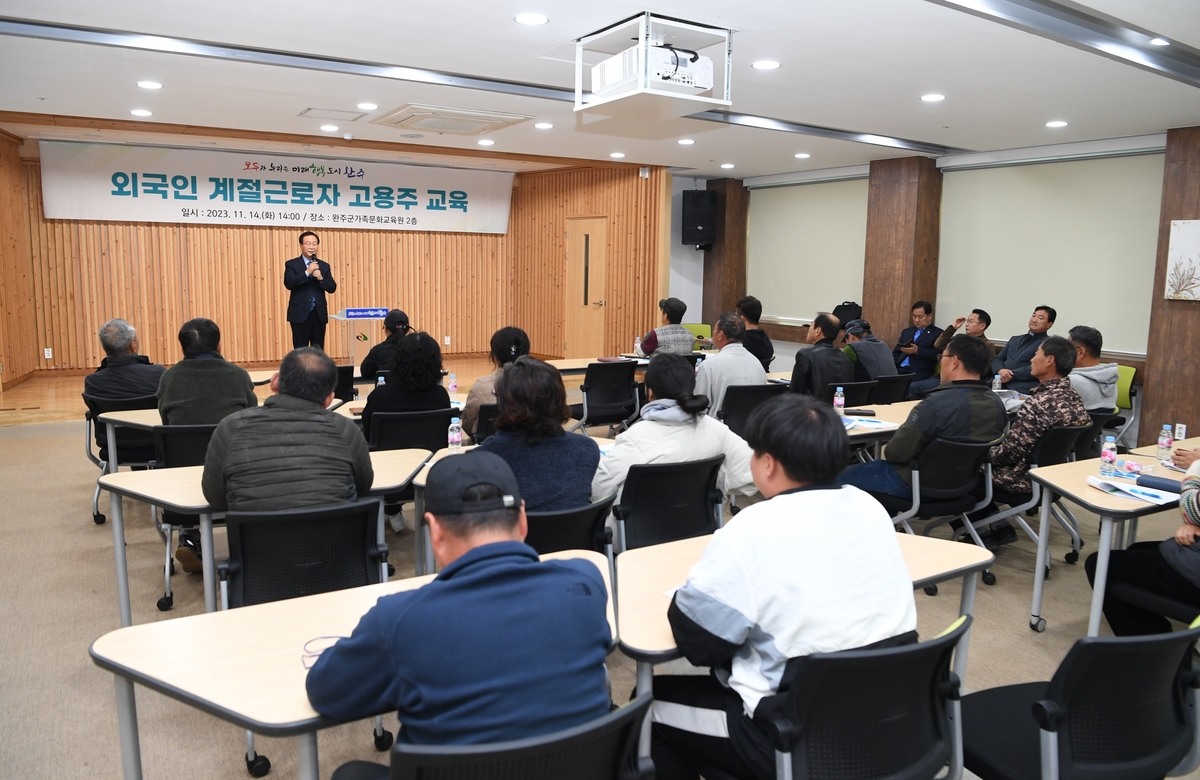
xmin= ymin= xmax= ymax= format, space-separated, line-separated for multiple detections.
xmin=44 ymin=348 xmax=52 ymax=360
xmin=444 ymin=335 xmax=450 ymax=346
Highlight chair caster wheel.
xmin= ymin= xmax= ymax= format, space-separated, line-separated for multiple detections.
xmin=1045 ymin=565 xmax=1051 ymax=580
xmin=730 ymin=505 xmax=741 ymax=515
xmin=374 ymin=728 xmax=394 ymax=751
xmin=1065 ymin=550 xmax=1079 ymax=564
xmin=982 ymin=571 xmax=996 ymax=586
xmin=94 ymin=513 xmax=106 ymax=525
xmin=923 ymin=585 xmax=938 ymax=596
xmin=387 ymin=563 xmax=396 ymax=577
xmin=245 ymin=753 xmax=271 ymax=777
xmin=1030 ymin=617 xmax=1046 ymax=633
xmin=156 ymin=595 xmax=173 ymax=611
xmin=169 ymin=560 xmax=177 ymax=575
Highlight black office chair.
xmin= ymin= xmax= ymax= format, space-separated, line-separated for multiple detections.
xmin=873 ymin=438 xmax=1001 ymax=592
xmin=613 ymin=455 xmax=725 ymax=552
xmin=1107 ymin=581 xmax=1200 ymax=627
xmin=870 ymin=373 xmax=915 ymax=405
xmin=525 ymin=496 xmax=618 ymax=593
xmin=962 ymin=623 xmax=1200 ymax=780
xmin=218 ymin=499 xmax=391 ymax=776
xmin=955 ymin=424 xmax=1092 ymax=586
xmin=472 ymin=403 xmax=500 ymax=445
xmin=370 ymin=408 xmax=455 ymax=510
xmin=569 ymin=361 xmax=640 ymax=435
xmin=150 ymin=423 xmax=218 ymax=611
xmin=335 ymin=365 xmax=358 ymax=404
xmin=82 ymin=392 xmax=159 ymax=525
xmin=718 ymin=384 xmax=789 ymax=439
xmin=330 ymin=694 xmax=654 ymax=780
xmin=762 ymin=617 xmax=969 ymax=780
xmin=1075 ymin=410 xmax=1118 ymax=461
xmin=821 ymin=380 xmax=876 ymax=407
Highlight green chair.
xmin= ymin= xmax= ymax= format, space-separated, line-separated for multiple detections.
xmin=1108 ymin=364 xmax=1139 ymax=449
xmin=681 ymin=323 xmax=711 ymax=340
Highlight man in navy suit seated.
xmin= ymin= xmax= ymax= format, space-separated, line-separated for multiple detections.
xmin=892 ymin=300 xmax=944 ymax=382
xmin=283 ymin=230 xmax=337 ymax=349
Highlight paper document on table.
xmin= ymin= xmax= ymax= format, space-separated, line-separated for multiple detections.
xmin=1086 ymin=476 xmax=1176 ymax=505
xmin=845 ymin=417 xmax=894 ymax=428
xmin=663 ymin=586 xmax=681 ymax=599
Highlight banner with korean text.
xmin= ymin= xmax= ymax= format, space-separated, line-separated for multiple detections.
xmin=39 ymin=141 xmax=515 ymax=234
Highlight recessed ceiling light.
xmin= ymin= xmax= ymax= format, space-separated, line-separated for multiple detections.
xmin=400 ymin=133 xmax=424 ymax=139
xmin=610 ymin=152 xmax=625 ymax=158
xmin=752 ymin=60 xmax=780 ymax=70
xmin=678 ymin=139 xmax=695 ymax=145
xmin=721 ymin=163 xmax=735 ymax=169
xmin=137 ymin=81 xmax=161 ymax=90
xmin=794 ymin=153 xmax=811 ymax=159
xmin=320 ymin=124 xmax=338 ymax=132
xmin=534 ymin=122 xmax=554 ymax=129
xmin=1045 ymin=120 xmax=1068 ymax=128
xmin=514 ymin=13 xmax=549 ymax=25
xmin=130 ymin=109 xmax=152 ymax=117
xmin=1149 ymin=37 xmax=1170 ymax=46
xmin=921 ymin=94 xmax=945 ymax=102
xmin=478 ymin=139 xmax=495 ymax=146
xmin=356 ymin=102 xmax=378 ymax=110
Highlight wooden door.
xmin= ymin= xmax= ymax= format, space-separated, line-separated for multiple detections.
xmin=564 ymin=217 xmax=608 ymax=358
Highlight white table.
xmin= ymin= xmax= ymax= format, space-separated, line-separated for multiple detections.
xmin=90 ymin=549 xmax=613 ymax=780
xmin=1027 ymin=455 xmax=1182 ymax=635
xmin=97 ymin=449 xmax=431 ymax=627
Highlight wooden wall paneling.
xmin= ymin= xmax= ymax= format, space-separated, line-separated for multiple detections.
xmin=861 ymin=157 xmax=943 ymax=349
xmin=1140 ymin=127 xmax=1200 ymax=446
xmin=702 ymin=178 xmax=750 ymax=326
xmin=510 ymin=166 xmax=667 ymax=358
xmin=0 ymin=135 xmax=39 ymax=387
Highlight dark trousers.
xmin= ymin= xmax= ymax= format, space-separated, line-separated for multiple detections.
xmin=650 ymin=675 xmax=774 ymax=780
xmin=291 ymin=308 xmax=327 ymax=349
xmin=1085 ymin=541 xmax=1200 ymax=636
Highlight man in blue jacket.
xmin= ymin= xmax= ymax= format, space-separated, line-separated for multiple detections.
xmin=892 ymin=300 xmax=944 ymax=382
xmin=306 ymin=451 xmax=612 ymax=752
xmin=992 ymin=305 xmax=1055 ymax=393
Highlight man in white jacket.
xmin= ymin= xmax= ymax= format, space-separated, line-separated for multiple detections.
xmin=1067 ymin=325 xmax=1119 ymax=412
xmin=649 ymin=394 xmax=918 ymax=780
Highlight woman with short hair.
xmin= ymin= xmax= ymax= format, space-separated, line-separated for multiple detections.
xmin=591 ymin=352 xmax=755 ymax=502
xmin=462 ymin=326 xmax=531 ymax=437
xmin=477 ymin=356 xmax=600 ymax=511
xmin=360 ymin=332 xmax=450 ymax=440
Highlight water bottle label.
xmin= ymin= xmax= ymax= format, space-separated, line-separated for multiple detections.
xmin=1101 ymin=450 xmax=1115 ymax=463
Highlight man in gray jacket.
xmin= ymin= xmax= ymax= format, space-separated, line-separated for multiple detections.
xmin=202 ymin=348 xmax=373 ymax=513
xmin=1067 ymin=325 xmax=1119 ymax=412
xmin=842 ymin=319 xmax=897 ymax=382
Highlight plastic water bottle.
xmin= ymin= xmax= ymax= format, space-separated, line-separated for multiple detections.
xmin=992 ymin=374 xmax=1003 ymax=392
xmin=447 ymin=373 xmax=458 ymax=394
xmin=833 ymin=387 xmax=845 ymax=416
xmin=634 ymin=335 xmax=641 ymax=354
xmin=448 ymin=417 xmax=463 ymax=453
xmin=1100 ymin=436 xmax=1118 ymax=477
xmin=1158 ymin=424 xmax=1175 ymax=464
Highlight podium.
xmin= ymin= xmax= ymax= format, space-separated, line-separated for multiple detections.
xmin=329 ymin=308 xmax=389 ymax=372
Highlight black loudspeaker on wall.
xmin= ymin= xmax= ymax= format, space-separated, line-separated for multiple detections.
xmin=682 ymin=190 xmax=718 ymax=248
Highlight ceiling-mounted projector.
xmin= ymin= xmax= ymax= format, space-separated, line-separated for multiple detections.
xmin=591 ymin=44 xmax=714 ymax=98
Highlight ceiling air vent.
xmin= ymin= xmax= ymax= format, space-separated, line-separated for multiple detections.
xmin=371 ymin=103 xmax=532 ymax=135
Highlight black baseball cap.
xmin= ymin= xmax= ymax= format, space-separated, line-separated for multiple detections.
xmin=424 ymin=451 xmax=522 ymax=515
xmin=658 ymin=297 xmax=687 ymax=323
xmin=842 ymin=318 xmax=870 ymax=342
xmin=384 ymin=309 xmax=410 ymax=333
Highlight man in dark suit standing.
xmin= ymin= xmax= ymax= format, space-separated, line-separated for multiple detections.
xmin=284 ymin=230 xmax=337 ymax=349
xmin=892 ymin=300 xmax=943 ymax=382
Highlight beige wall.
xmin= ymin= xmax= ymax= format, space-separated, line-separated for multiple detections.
xmin=746 ymin=178 xmax=869 ymax=324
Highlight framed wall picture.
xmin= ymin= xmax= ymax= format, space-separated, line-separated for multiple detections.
xmin=1166 ymin=220 xmax=1200 ymax=301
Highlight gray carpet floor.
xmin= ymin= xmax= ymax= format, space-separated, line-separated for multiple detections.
xmin=1 ymin=421 xmax=1196 ymax=778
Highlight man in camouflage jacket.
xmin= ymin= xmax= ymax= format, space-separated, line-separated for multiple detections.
xmin=990 ymin=336 xmax=1090 ymax=495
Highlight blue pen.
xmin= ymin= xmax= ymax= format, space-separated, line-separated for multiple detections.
xmin=1128 ymin=487 xmax=1162 ymax=499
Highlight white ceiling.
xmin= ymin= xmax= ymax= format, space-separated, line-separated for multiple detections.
xmin=0 ymin=0 xmax=1198 ymax=178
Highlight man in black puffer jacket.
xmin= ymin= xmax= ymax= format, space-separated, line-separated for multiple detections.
xmin=202 ymin=348 xmax=373 ymax=512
